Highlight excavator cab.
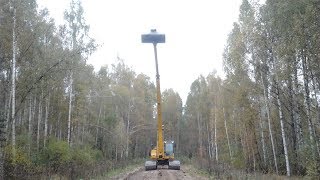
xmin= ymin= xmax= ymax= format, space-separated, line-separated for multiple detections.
xmin=145 ymin=140 xmax=180 ymax=170
xmin=164 ymin=141 xmax=174 ymax=156
xmin=165 ymin=141 xmax=180 ymax=170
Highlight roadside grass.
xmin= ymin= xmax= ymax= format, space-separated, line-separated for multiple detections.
xmin=179 ymin=156 xmax=309 ymax=180
xmin=94 ymin=158 xmax=144 ymax=179
xmin=187 ymin=165 xmax=306 ymax=180
xmin=187 ymin=165 xmax=210 ymax=177
xmin=215 ymin=171 xmax=307 ymax=180
xmin=177 ymin=156 xmax=211 ymax=179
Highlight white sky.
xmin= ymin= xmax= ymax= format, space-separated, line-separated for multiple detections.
xmin=38 ymin=0 xmax=243 ymax=103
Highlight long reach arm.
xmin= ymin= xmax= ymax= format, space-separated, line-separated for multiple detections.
xmin=143 ymin=29 xmax=180 ymax=170
xmin=153 ymin=43 xmax=164 ymax=159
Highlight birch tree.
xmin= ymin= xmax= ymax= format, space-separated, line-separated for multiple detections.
xmin=10 ymin=0 xmax=17 ymax=156
xmin=63 ymin=0 xmax=96 ymax=145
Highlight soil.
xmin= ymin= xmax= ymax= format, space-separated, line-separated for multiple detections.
xmin=110 ymin=165 xmax=208 ymax=180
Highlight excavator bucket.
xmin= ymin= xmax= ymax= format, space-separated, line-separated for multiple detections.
xmin=145 ymin=160 xmax=157 ymax=171
xmin=168 ymin=160 xmax=180 ymax=170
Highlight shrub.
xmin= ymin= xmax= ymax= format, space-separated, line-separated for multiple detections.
xmin=40 ymin=140 xmax=71 ymax=176
xmin=4 ymin=145 xmax=37 ymax=179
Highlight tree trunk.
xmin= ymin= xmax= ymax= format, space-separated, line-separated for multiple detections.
xmin=309 ymin=62 xmax=320 ymax=157
xmin=302 ymin=53 xmax=316 ymax=155
xmin=28 ymin=96 xmax=32 ymax=156
xmin=275 ymin=81 xmax=290 ymax=176
xmin=214 ymin=101 xmax=218 ymax=162
xmin=0 ymin=141 xmax=4 ymax=180
xmin=206 ymin=121 xmax=212 ymax=159
xmin=223 ymin=107 xmax=232 ymax=160
xmin=251 ymin=145 xmax=256 ymax=173
xmin=197 ymin=111 xmax=203 ymax=165
xmin=258 ymin=103 xmax=267 ymax=168
xmin=287 ymin=73 xmax=300 ymax=174
xmin=261 ymin=74 xmax=278 ymax=174
xmin=58 ymin=112 xmax=61 ymax=140
xmin=37 ymin=91 xmax=43 ymax=151
xmin=273 ymin=54 xmax=290 ymax=176
xmin=4 ymin=91 xmax=10 ymax=144
xmin=293 ymin=64 xmax=303 ymax=149
xmin=125 ymin=101 xmax=130 ymax=159
xmin=44 ymin=93 xmax=50 ymax=147
xmin=96 ymin=105 xmax=102 ymax=145
xmin=0 ymin=106 xmax=6 ymax=179
xmin=67 ymin=71 xmax=73 ymax=145
xmin=11 ymin=3 xmax=17 ymax=157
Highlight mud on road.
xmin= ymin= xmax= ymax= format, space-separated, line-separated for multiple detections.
xmin=114 ymin=165 xmax=208 ymax=180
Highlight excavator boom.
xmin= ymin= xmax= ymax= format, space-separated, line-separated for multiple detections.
xmin=142 ymin=30 xmax=180 ymax=171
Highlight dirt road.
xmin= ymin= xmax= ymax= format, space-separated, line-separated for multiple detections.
xmin=113 ymin=165 xmax=208 ymax=180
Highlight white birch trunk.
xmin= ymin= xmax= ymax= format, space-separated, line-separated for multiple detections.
xmin=177 ymin=109 xmax=181 ymax=153
xmin=49 ymin=125 xmax=52 ymax=138
xmin=258 ymin=106 xmax=267 ymax=167
xmin=206 ymin=122 xmax=212 ymax=159
xmin=37 ymin=92 xmax=43 ymax=151
xmin=210 ymin=109 xmax=215 ymax=160
xmin=96 ymin=105 xmax=102 ymax=144
xmin=196 ymin=109 xmax=204 ymax=167
xmin=11 ymin=3 xmax=17 ymax=156
xmin=273 ymin=54 xmax=290 ymax=176
xmin=232 ymin=109 xmax=238 ymax=148
xmin=115 ymin=145 xmax=118 ymax=161
xmin=67 ymin=71 xmax=73 ymax=145
xmin=58 ymin=112 xmax=61 ymax=140
xmin=302 ymin=55 xmax=316 ymax=155
xmin=44 ymin=93 xmax=50 ymax=147
xmin=5 ymin=91 xmax=11 ymax=142
xmin=261 ymin=74 xmax=278 ymax=174
xmin=214 ymin=102 xmax=218 ymax=162
xmin=125 ymin=101 xmax=130 ymax=158
xmin=276 ymin=83 xmax=290 ymax=176
xmin=223 ymin=107 xmax=232 ymax=160
xmin=309 ymin=65 xmax=320 ymax=156
xmin=197 ymin=112 xmax=203 ymax=159
xmin=293 ymin=67 xmax=302 ymax=148
xmin=28 ymin=97 xmax=32 ymax=156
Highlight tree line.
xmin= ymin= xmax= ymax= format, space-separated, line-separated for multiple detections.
xmin=0 ymin=0 xmax=320 ymax=179
xmin=179 ymin=0 xmax=320 ymax=177
xmin=0 ymin=0 xmax=161 ymax=178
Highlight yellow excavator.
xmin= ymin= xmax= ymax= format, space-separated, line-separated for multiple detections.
xmin=142 ymin=29 xmax=180 ymax=171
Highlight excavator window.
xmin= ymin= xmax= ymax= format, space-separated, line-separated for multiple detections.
xmin=165 ymin=143 xmax=174 ymax=156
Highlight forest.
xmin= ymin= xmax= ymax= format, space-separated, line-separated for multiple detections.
xmin=0 ymin=0 xmax=320 ymax=179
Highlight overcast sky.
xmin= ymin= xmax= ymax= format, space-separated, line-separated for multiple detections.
xmin=38 ymin=0 xmax=243 ymax=103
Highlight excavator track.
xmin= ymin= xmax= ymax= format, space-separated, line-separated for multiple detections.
xmin=145 ymin=160 xmax=157 ymax=171
xmin=168 ymin=160 xmax=180 ymax=170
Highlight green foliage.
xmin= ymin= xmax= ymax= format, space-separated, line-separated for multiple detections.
xmin=98 ymin=158 xmax=144 ymax=178
xmin=177 ymin=156 xmax=192 ymax=165
xmin=40 ymin=140 xmax=71 ymax=172
xmin=299 ymin=144 xmax=320 ymax=176
xmin=40 ymin=139 xmax=103 ymax=167
xmin=38 ymin=139 xmax=105 ymax=178
xmin=231 ymin=149 xmax=245 ymax=170
xmin=4 ymin=145 xmax=36 ymax=178
xmin=305 ymin=159 xmax=319 ymax=177
xmin=104 ymin=113 xmax=117 ymax=127
xmin=71 ymin=146 xmax=102 ymax=166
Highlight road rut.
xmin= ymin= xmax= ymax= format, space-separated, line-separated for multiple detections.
xmin=124 ymin=165 xmax=208 ymax=180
